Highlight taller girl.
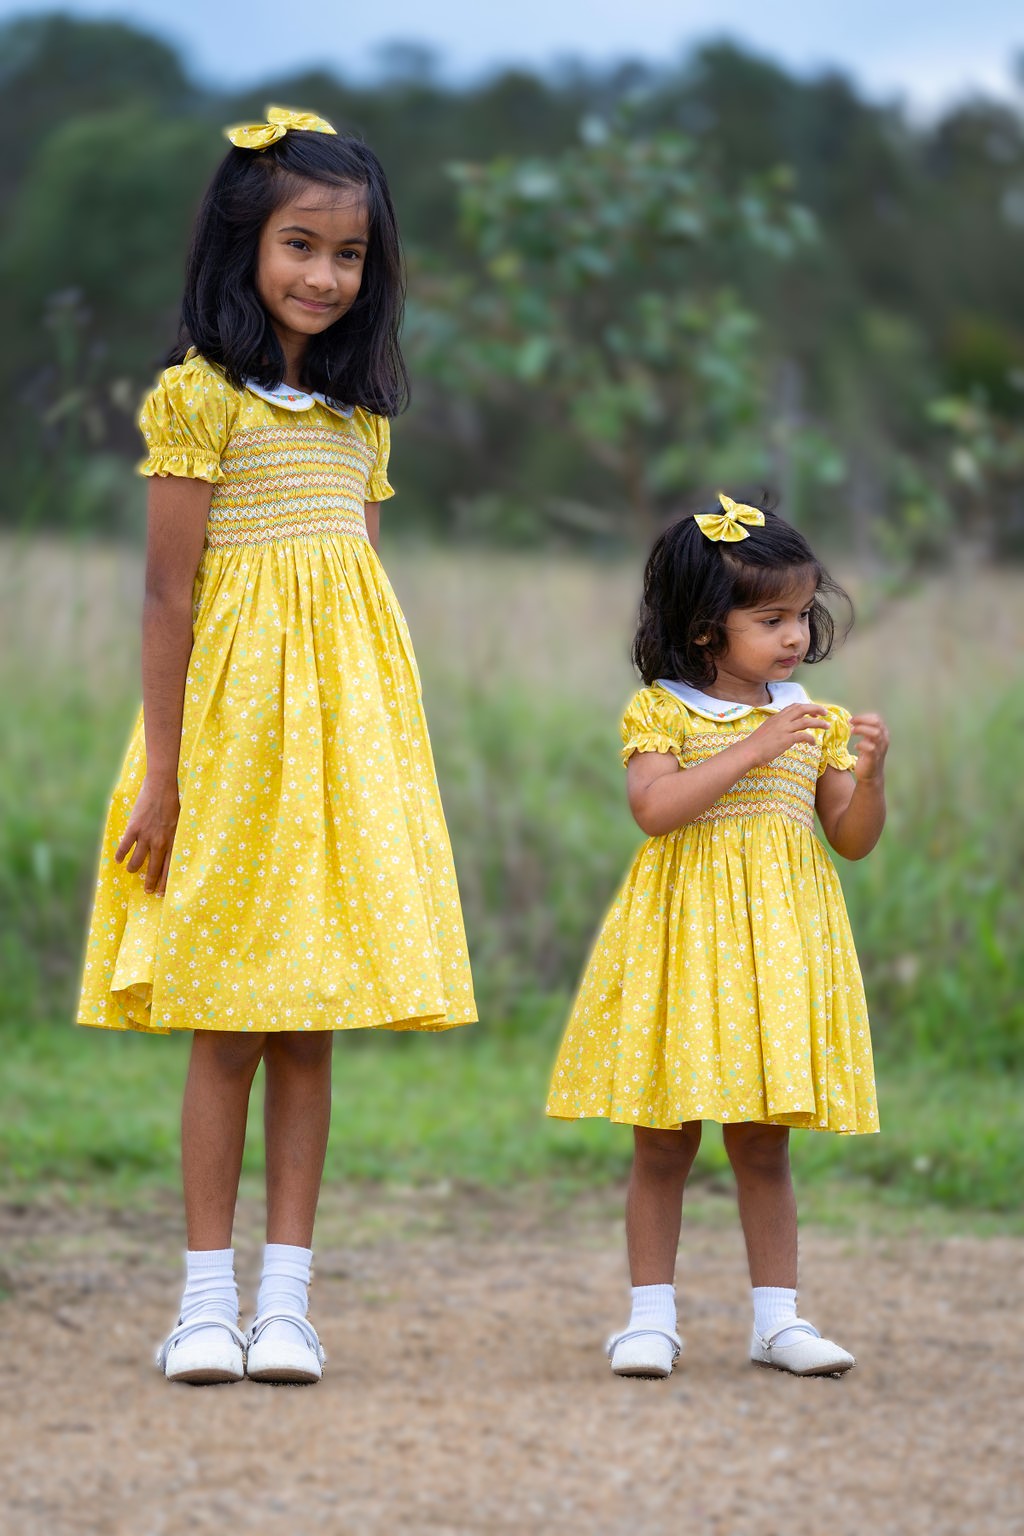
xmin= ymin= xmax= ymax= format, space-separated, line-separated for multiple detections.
xmin=78 ymin=107 xmax=476 ymax=1384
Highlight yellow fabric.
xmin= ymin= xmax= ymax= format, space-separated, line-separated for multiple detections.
xmin=79 ymin=353 xmax=474 ymax=1035
xmin=546 ymin=684 xmax=877 ymax=1133
xmin=694 ymin=493 xmax=766 ymax=543
xmin=226 ymin=104 xmax=337 ymax=150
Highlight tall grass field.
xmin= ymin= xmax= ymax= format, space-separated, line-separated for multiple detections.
xmin=2 ymin=538 xmax=1022 ymax=1219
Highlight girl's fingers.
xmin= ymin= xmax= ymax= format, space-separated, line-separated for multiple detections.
xmin=126 ymin=840 xmax=149 ymax=875
xmin=153 ymin=844 xmax=173 ymax=896
xmin=144 ymin=838 xmax=172 ymax=893
xmin=114 ymin=829 xmax=136 ymax=864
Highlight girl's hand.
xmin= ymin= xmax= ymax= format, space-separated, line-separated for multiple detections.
xmin=115 ymin=773 xmax=181 ymax=895
xmin=850 ymin=713 xmax=889 ymax=782
xmin=744 ymin=702 xmax=830 ymax=767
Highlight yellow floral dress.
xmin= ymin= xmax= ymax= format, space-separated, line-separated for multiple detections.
xmin=78 ymin=353 xmax=477 ymax=1036
xmin=546 ymin=680 xmax=877 ymax=1133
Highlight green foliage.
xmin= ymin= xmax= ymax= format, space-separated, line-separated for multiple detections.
xmin=2 ymin=1021 xmax=1022 ymax=1217
xmin=928 ymin=391 xmax=1024 ymax=556
xmin=3 ymin=15 xmax=1024 ymax=556
xmin=422 ymin=116 xmax=816 ymax=532
xmin=5 ymin=109 xmax=216 ymax=361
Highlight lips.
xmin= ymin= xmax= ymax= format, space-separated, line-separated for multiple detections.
xmin=291 ymin=297 xmax=336 ymax=312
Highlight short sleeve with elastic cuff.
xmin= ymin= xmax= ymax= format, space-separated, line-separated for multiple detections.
xmin=366 ymin=413 xmax=395 ymax=503
xmin=818 ymin=703 xmax=857 ymax=777
xmin=137 ymin=357 xmax=238 ymax=483
xmin=620 ymin=688 xmax=690 ymax=768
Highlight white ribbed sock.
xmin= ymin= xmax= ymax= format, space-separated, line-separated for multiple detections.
xmin=255 ymin=1243 xmax=314 ymax=1348
xmin=626 ymin=1283 xmax=677 ymax=1336
xmin=175 ymin=1248 xmax=239 ymax=1353
xmin=752 ymin=1285 xmax=810 ymax=1346
xmin=180 ymin=1248 xmax=238 ymax=1325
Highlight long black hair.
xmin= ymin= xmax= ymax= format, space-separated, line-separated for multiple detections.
xmin=632 ymin=496 xmax=851 ymax=688
xmin=171 ymin=129 xmax=408 ymax=415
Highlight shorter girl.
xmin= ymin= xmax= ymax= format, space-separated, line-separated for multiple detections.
xmin=546 ymin=495 xmax=888 ymax=1378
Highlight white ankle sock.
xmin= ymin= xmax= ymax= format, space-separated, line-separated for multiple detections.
xmin=176 ymin=1249 xmax=238 ymax=1349
xmin=752 ymin=1285 xmax=810 ymax=1346
xmin=626 ymin=1283 xmax=677 ymax=1336
xmin=255 ymin=1243 xmax=314 ymax=1348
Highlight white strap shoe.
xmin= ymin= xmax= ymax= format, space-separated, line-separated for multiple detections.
xmin=246 ymin=1311 xmax=326 ymax=1384
xmin=749 ymin=1321 xmax=855 ymax=1376
xmin=606 ymin=1328 xmax=682 ymax=1379
xmin=155 ymin=1316 xmax=247 ymax=1384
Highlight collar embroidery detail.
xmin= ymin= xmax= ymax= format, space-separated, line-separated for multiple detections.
xmin=655 ymin=678 xmax=809 ymax=721
xmin=244 ymin=378 xmax=354 ymax=418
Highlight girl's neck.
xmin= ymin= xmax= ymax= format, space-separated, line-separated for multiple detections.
xmin=701 ymin=672 xmax=772 ymax=707
xmin=276 ymin=332 xmax=308 ymax=392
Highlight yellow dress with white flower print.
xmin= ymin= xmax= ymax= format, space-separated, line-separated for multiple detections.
xmin=77 ymin=352 xmax=476 ymax=1035
xmin=546 ymin=680 xmax=877 ymax=1133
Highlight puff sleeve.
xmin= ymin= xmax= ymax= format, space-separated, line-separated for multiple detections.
xmin=137 ymin=359 xmax=237 ymax=482
xmin=818 ymin=704 xmax=857 ymax=776
xmin=620 ymin=688 xmax=690 ymax=767
xmin=366 ymin=413 xmax=395 ymax=502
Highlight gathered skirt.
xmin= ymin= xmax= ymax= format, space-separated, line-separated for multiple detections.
xmin=77 ymin=534 xmax=477 ymax=1034
xmin=546 ymin=814 xmax=877 ymax=1133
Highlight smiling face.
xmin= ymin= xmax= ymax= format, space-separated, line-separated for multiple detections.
xmin=256 ymin=184 xmax=369 ymax=379
xmin=705 ymin=568 xmax=819 ymax=703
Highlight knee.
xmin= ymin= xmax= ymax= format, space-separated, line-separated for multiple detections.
xmin=724 ymin=1123 xmax=790 ymax=1178
xmin=633 ymin=1122 xmax=703 ymax=1178
xmin=191 ymin=1030 xmax=265 ymax=1079
xmin=264 ymin=1031 xmax=334 ymax=1072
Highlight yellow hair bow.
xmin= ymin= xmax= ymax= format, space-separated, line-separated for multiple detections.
xmin=694 ymin=492 xmax=766 ymax=543
xmin=225 ymin=104 xmax=337 ymax=150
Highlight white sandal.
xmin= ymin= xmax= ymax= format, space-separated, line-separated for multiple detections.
xmin=606 ymin=1328 xmax=682 ymax=1379
xmin=749 ymin=1321 xmax=855 ymax=1376
xmin=245 ymin=1311 xmax=326 ymax=1384
xmin=155 ymin=1316 xmax=247 ymax=1384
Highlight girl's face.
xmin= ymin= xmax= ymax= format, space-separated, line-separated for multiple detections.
xmin=708 ymin=569 xmax=818 ymax=701
xmin=256 ymin=185 xmax=369 ymax=369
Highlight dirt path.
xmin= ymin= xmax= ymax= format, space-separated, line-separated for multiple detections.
xmin=1 ymin=1188 xmax=1020 ymax=1536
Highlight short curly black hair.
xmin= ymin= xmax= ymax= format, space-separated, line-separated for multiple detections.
xmin=632 ymin=495 xmax=851 ymax=688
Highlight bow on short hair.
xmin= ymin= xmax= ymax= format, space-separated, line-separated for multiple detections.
xmin=694 ymin=493 xmax=766 ymax=543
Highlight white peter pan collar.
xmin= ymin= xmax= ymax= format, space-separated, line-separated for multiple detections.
xmin=244 ymin=378 xmax=354 ymax=418
xmin=655 ymin=677 xmax=809 ymax=721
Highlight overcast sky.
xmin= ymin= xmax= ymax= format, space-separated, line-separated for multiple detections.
xmin=6 ymin=0 xmax=1023 ymax=112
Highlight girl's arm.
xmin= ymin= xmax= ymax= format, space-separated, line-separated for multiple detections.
xmin=365 ymin=501 xmax=380 ymax=554
xmin=814 ymin=712 xmax=889 ymax=860
xmin=627 ymin=702 xmax=830 ymax=836
xmin=114 ymin=475 xmax=211 ymax=894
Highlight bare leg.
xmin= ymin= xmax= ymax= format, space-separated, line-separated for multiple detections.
xmin=626 ymin=1123 xmax=703 ymax=1286
xmin=723 ymin=1123 xmax=797 ymax=1288
xmin=263 ymin=1031 xmax=334 ymax=1247
xmin=181 ymin=1030 xmax=265 ymax=1250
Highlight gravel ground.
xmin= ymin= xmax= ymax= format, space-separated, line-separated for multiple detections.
xmin=1 ymin=1188 xmax=1020 ymax=1536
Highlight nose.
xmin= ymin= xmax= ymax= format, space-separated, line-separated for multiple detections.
xmin=304 ymin=256 xmax=337 ymax=295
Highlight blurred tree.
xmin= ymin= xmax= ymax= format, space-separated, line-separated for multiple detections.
xmin=0 ymin=15 xmax=197 ymax=211
xmin=2 ymin=13 xmax=1024 ymax=557
xmin=929 ymin=390 xmax=1024 ymax=556
xmin=0 ymin=107 xmax=219 ymax=526
xmin=415 ymin=112 xmax=817 ymax=534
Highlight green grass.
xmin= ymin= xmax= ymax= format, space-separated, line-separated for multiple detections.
xmin=2 ymin=1019 xmax=1022 ymax=1227
xmin=2 ymin=542 xmax=1023 ymax=1222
